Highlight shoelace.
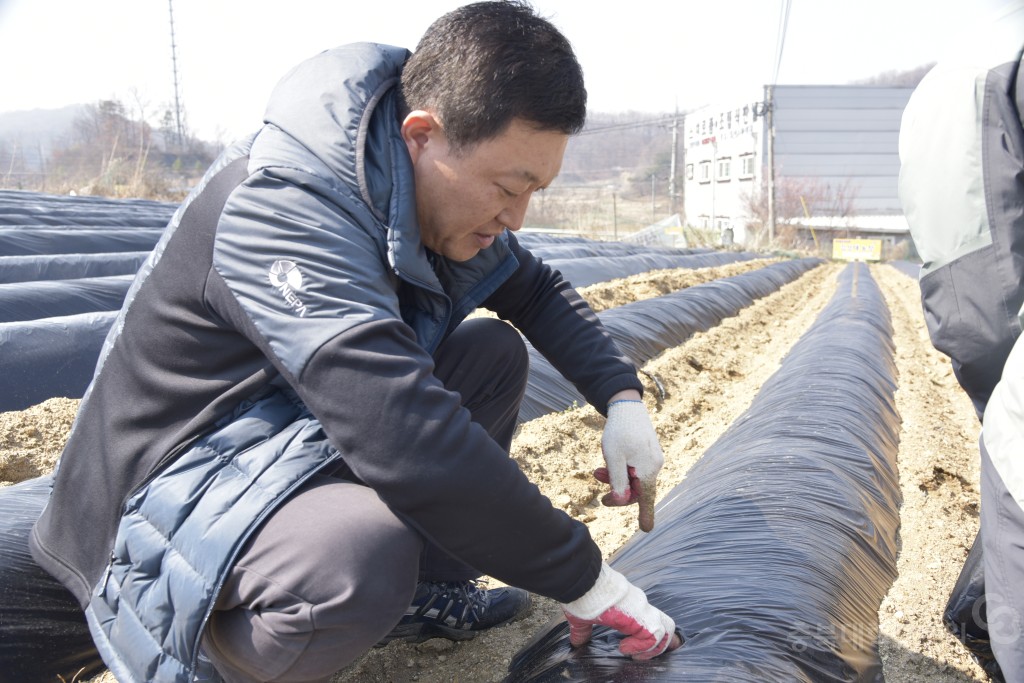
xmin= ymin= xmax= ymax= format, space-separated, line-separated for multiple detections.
xmin=417 ymin=579 xmax=490 ymax=627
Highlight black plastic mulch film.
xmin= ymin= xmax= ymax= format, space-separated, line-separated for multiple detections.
xmin=541 ymin=251 xmax=759 ymax=289
xmin=519 ymin=258 xmax=822 ymax=422
xmin=508 ymin=262 xmax=903 ymax=682
xmin=0 ymin=189 xmax=176 ymax=228
xmin=0 ymin=275 xmax=134 ymax=323
xmin=0 ymin=227 xmax=163 ymax=256
xmin=0 ymin=310 xmax=119 ymax=412
xmin=0 ymin=203 xmax=758 ymax=412
xmin=0 ymin=476 xmax=104 ymax=683
xmin=0 ymin=251 xmax=151 ymax=284
xmin=1 ymin=191 xmax=902 ymax=682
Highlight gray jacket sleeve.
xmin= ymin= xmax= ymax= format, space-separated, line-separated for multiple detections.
xmin=899 ymin=2 xmax=1024 ymax=508
xmin=485 ymin=233 xmax=644 ymax=415
xmin=898 ymin=4 xmax=1024 ymax=415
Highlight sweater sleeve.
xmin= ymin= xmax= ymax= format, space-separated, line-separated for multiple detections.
xmin=484 ymin=233 xmax=643 ymax=415
xmin=209 ymin=172 xmax=602 ymax=602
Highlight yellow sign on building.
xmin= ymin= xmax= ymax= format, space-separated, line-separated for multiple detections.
xmin=832 ymin=238 xmax=882 ymax=262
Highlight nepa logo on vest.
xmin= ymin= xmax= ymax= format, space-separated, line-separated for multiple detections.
xmin=269 ymin=259 xmax=309 ymax=317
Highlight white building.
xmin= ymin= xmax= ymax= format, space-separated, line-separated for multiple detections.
xmin=682 ymin=85 xmax=916 ymax=252
xmin=683 ymin=98 xmax=763 ymax=245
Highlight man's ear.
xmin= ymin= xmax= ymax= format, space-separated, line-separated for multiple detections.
xmin=401 ymin=110 xmax=443 ymax=164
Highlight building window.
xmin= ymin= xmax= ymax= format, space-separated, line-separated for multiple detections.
xmin=698 ymin=161 xmax=711 ymax=183
xmin=740 ymin=154 xmax=755 ymax=179
xmin=698 ymin=215 xmax=710 ymax=229
xmin=719 ymin=218 xmax=735 ymax=245
xmin=717 ymin=157 xmax=731 ymax=181
xmin=685 ymin=163 xmax=694 ymax=180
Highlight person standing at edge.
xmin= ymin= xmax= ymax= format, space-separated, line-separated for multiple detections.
xmin=899 ymin=1 xmax=1024 ymax=679
xmin=29 ymin=2 xmax=680 ymax=681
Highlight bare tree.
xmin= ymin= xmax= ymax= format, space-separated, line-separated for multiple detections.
xmin=740 ymin=175 xmax=859 ymax=250
xmin=852 ymin=62 xmax=935 ymax=87
xmin=47 ymin=98 xmax=162 ymax=196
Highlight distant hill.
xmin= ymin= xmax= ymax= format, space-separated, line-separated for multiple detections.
xmin=851 ymin=62 xmax=935 ymax=87
xmin=561 ymin=110 xmax=678 ymax=189
xmin=0 ymin=105 xmax=82 ymax=138
xmin=1 ymin=62 xmax=930 ymax=199
xmin=0 ymin=105 xmax=84 ymax=168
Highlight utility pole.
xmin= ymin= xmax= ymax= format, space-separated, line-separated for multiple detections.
xmin=168 ymin=0 xmax=185 ymax=148
xmin=764 ymin=84 xmax=776 ymax=245
xmin=609 ymin=186 xmax=618 ymax=240
xmin=711 ymin=137 xmax=717 ymax=239
xmin=650 ymin=173 xmax=656 ymax=223
xmin=37 ymin=141 xmax=46 ymax=187
xmin=669 ymin=110 xmax=680 ymax=216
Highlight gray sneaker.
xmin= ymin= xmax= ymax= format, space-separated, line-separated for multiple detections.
xmin=376 ymin=580 xmax=531 ymax=646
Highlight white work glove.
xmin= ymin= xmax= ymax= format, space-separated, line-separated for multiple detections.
xmin=598 ymin=399 xmax=664 ymax=532
xmin=561 ymin=562 xmax=680 ymax=660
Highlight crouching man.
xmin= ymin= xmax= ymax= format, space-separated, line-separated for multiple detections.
xmin=30 ymin=3 xmax=679 ymax=681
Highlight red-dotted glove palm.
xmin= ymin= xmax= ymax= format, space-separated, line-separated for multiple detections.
xmin=599 ymin=399 xmax=664 ymax=531
xmin=561 ymin=563 xmax=680 ymax=660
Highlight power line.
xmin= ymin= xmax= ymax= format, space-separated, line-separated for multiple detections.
xmin=576 ymin=115 xmax=679 ymax=136
xmin=771 ymin=0 xmax=793 ymax=85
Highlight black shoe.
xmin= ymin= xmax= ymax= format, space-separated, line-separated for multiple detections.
xmin=376 ymin=579 xmax=531 ymax=646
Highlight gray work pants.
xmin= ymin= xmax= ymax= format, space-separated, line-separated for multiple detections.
xmin=980 ymin=440 xmax=1024 ymax=681
xmin=202 ymin=318 xmax=529 ymax=682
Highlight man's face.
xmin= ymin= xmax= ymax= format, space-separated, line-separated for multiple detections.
xmin=403 ymin=115 xmax=568 ymax=262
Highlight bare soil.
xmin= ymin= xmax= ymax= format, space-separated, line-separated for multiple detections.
xmin=0 ymin=259 xmax=988 ymax=682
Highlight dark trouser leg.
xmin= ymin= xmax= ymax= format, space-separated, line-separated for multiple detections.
xmin=202 ymin=318 xmax=528 ymax=680
xmin=980 ymin=440 xmax=1024 ymax=678
xmin=202 ymin=476 xmax=423 ymax=683
xmin=418 ymin=317 xmax=529 ymax=581
xmin=432 ymin=317 xmax=528 ymax=452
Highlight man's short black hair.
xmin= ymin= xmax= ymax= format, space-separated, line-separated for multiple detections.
xmin=400 ymin=0 xmax=587 ymax=151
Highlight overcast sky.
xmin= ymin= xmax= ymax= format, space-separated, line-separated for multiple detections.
xmin=0 ymin=0 xmax=988 ymax=142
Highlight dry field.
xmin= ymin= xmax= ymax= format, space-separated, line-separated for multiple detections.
xmin=0 ymin=258 xmax=988 ymax=682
